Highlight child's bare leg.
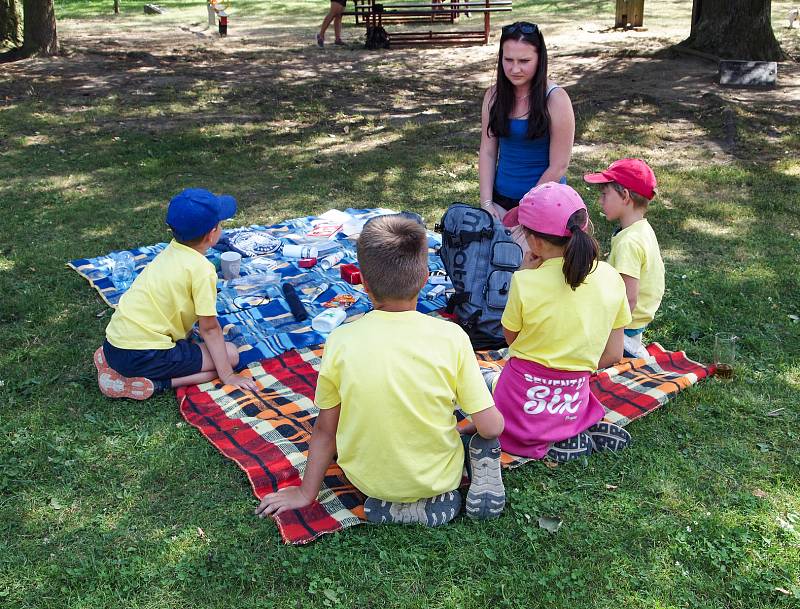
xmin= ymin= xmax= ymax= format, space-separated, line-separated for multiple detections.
xmin=170 ymin=342 xmax=239 ymax=388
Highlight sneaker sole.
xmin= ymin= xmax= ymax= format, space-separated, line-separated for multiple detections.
xmin=587 ymin=421 xmax=632 ymax=452
xmin=466 ymin=435 xmax=505 ymax=520
xmin=363 ymin=491 xmax=460 ymax=527
xmin=546 ymin=432 xmax=593 ymax=463
xmin=94 ymin=347 xmax=154 ymax=400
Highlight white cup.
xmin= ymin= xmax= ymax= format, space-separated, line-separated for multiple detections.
xmin=220 ymin=251 xmax=242 ymax=280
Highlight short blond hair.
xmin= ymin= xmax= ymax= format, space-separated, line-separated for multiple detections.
xmin=357 ymin=215 xmax=428 ymax=302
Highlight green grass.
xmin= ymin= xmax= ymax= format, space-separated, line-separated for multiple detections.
xmin=2 ymin=1 xmax=800 ymax=608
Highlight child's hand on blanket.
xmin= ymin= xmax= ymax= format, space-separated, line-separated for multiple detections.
xmin=222 ymin=372 xmax=259 ymax=392
xmin=255 ymin=486 xmax=314 ymax=517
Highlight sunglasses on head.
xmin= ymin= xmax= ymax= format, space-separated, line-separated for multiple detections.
xmin=502 ymin=21 xmax=539 ymax=36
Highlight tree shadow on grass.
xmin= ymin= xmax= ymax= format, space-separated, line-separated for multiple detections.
xmin=1 ymin=28 xmax=799 ymax=607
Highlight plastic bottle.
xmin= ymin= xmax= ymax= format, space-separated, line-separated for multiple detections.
xmin=319 ymin=252 xmax=344 ymax=271
xmin=311 ymin=307 xmax=347 ymax=333
xmin=282 ymin=244 xmax=319 ymax=259
xmin=111 ymin=251 xmax=136 ymax=291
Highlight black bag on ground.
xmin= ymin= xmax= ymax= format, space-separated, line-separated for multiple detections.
xmin=436 ymin=203 xmax=523 ymax=350
xmin=365 ymin=25 xmax=389 ymax=49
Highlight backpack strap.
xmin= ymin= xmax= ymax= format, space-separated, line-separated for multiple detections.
xmin=445 ymin=291 xmax=470 ymax=313
xmin=444 ymin=227 xmax=494 ymax=249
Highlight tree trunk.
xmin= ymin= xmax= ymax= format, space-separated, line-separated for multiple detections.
xmin=682 ymin=0 xmax=784 ymax=61
xmin=21 ymin=0 xmax=57 ymax=56
xmin=114 ymin=0 xmax=119 ymax=15
xmin=0 ymin=0 xmax=22 ymax=46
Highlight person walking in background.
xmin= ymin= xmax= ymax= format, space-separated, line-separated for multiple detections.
xmin=317 ymin=0 xmax=346 ymax=47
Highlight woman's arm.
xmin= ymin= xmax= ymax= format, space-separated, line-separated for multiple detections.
xmin=536 ymin=87 xmax=575 ymax=186
xmin=479 ymin=87 xmax=500 ymax=216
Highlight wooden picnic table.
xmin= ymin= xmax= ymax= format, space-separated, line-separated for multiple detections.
xmin=348 ymin=0 xmax=512 ymax=47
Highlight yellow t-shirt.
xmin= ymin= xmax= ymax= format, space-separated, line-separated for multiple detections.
xmin=502 ymin=258 xmax=631 ymax=371
xmin=315 ymin=310 xmax=493 ymax=503
xmin=106 ymin=240 xmax=218 ymax=350
xmin=607 ymin=219 xmax=665 ymax=329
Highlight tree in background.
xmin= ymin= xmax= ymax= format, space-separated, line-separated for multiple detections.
xmin=0 ymin=0 xmax=22 ymax=46
xmin=1 ymin=0 xmax=57 ymax=59
xmin=22 ymin=0 xmax=57 ymax=55
xmin=681 ymin=0 xmax=785 ymax=60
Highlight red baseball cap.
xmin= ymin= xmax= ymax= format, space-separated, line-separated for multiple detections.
xmin=583 ymin=158 xmax=657 ymax=200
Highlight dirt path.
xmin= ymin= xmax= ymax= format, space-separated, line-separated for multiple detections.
xmin=2 ymin=13 xmax=798 ymax=166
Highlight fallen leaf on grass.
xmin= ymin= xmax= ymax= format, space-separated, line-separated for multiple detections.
xmin=95 ymin=309 xmax=108 ymax=318
xmin=757 ymin=442 xmax=771 ymax=452
xmin=605 ymin=484 xmax=618 ymax=490
xmin=766 ymin=408 xmax=785 ymax=417
xmin=752 ymin=488 xmax=768 ymax=498
xmin=544 ymin=461 xmax=558 ymax=469
xmin=537 ymin=515 xmax=562 ymax=534
xmin=50 ymin=498 xmax=63 ymax=510
xmin=788 ymin=315 xmax=799 ymax=323
xmin=196 ymin=527 xmax=206 ymax=539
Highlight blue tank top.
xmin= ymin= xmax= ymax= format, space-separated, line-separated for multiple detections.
xmin=493 ymin=85 xmax=565 ymax=200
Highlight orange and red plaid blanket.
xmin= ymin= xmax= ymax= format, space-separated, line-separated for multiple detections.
xmin=177 ymin=343 xmax=712 ymax=544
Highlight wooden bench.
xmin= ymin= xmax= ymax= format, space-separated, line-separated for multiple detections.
xmin=348 ymin=0 xmax=512 ymax=47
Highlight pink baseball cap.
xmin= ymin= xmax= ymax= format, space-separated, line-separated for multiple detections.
xmin=583 ymin=158 xmax=657 ymax=200
xmin=502 ymin=182 xmax=588 ymax=237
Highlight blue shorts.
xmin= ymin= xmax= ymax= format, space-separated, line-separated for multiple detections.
xmin=103 ymin=338 xmax=203 ymax=381
xmin=624 ymin=327 xmax=646 ymax=337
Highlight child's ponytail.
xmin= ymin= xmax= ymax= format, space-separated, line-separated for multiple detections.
xmin=562 ymin=209 xmax=598 ymax=290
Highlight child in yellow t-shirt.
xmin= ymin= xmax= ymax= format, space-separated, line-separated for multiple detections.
xmin=584 ymin=158 xmax=665 ymax=359
xmin=93 ymin=189 xmax=258 ymax=400
xmin=256 ymin=214 xmax=506 ymax=526
xmin=489 ymin=182 xmax=633 ymax=462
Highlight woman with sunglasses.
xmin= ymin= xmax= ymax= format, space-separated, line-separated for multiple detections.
xmin=479 ymin=22 xmax=575 ymax=245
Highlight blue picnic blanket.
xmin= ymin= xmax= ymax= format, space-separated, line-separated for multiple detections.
xmin=68 ymin=209 xmax=448 ymax=365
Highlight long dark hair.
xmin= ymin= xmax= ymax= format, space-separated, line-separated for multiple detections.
xmin=531 ymin=210 xmax=598 ymax=290
xmin=487 ymin=22 xmax=550 ymax=140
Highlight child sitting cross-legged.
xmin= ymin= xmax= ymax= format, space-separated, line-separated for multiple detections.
xmin=256 ymin=214 xmax=506 ymax=526
xmin=486 ymin=182 xmax=633 ymax=463
xmin=584 ymin=158 xmax=665 ymax=359
xmin=93 ymin=188 xmax=259 ymax=400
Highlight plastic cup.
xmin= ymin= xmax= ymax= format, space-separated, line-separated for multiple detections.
xmin=220 ymin=251 xmax=242 ymax=280
xmin=713 ymin=332 xmax=737 ymax=379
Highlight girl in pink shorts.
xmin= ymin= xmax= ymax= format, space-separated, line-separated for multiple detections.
xmin=487 ymin=182 xmax=634 ymax=461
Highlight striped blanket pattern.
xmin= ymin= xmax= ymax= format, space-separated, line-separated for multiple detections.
xmin=177 ymin=343 xmax=712 ymax=544
xmin=67 ymin=209 xmax=447 ymax=365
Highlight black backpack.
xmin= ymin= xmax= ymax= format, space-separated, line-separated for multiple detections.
xmin=365 ymin=24 xmax=390 ymax=49
xmin=436 ymin=203 xmax=523 ymax=350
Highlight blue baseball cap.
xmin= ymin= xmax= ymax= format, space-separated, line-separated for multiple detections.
xmin=166 ymin=188 xmax=237 ymax=241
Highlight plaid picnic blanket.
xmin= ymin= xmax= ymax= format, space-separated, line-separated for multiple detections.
xmin=67 ymin=209 xmax=448 ymax=365
xmin=177 ymin=342 xmax=712 ymax=544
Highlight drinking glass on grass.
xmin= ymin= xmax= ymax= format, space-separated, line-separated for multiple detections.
xmin=713 ymin=333 xmax=737 ymax=380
